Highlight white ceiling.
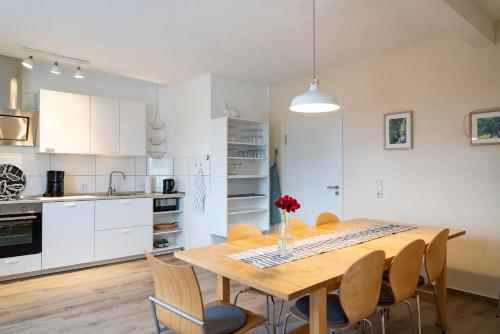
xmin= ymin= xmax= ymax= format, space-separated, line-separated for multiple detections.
xmin=0 ymin=0 xmax=494 ymax=85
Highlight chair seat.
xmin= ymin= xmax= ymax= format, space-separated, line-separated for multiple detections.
xmin=291 ymin=294 xmax=348 ymax=327
xmin=204 ymin=305 xmax=247 ymax=334
xmin=382 ymin=270 xmax=426 ymax=286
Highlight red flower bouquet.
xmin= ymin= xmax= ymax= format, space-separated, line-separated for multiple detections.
xmin=274 ymin=195 xmax=301 ymax=213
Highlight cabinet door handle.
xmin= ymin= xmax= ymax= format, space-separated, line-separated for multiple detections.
xmin=121 ymin=200 xmax=131 ymax=205
xmin=64 ymin=203 xmax=76 ymax=208
xmin=5 ymin=259 xmax=19 ymax=265
xmin=120 ymin=229 xmax=131 ymax=234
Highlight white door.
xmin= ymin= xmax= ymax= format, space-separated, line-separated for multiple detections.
xmin=119 ymin=100 xmax=146 ymax=156
xmin=285 ymin=115 xmax=343 ymax=225
xmin=38 ymin=90 xmax=90 ymax=154
xmin=90 ymin=96 xmax=119 ymax=155
xmin=42 ymin=201 xmax=95 ymax=269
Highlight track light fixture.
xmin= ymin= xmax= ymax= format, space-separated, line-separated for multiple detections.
xmin=50 ymin=61 xmax=61 ymax=75
xmin=21 ymin=46 xmax=90 ymax=79
xmin=74 ymin=65 xmax=85 ymax=79
xmin=22 ymin=55 xmax=34 ymax=69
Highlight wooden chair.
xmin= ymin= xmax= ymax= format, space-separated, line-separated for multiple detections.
xmin=416 ymin=228 xmax=449 ymax=333
xmin=315 ymin=212 xmax=341 ymax=226
xmin=378 ymin=239 xmax=426 ymax=334
xmin=227 ymin=224 xmax=262 ymax=242
xmin=145 ymin=251 xmax=268 ymax=334
xmin=283 ymin=250 xmax=386 ymax=334
xmin=288 ymin=217 xmax=308 ymax=229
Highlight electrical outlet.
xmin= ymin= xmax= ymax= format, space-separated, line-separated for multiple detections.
xmin=376 ymin=179 xmax=383 ymax=198
xmin=81 ymin=183 xmax=88 ymax=192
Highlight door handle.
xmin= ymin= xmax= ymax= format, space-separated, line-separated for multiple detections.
xmin=64 ymin=203 xmax=76 ymax=208
xmin=121 ymin=200 xmax=132 ymax=205
xmin=5 ymin=259 xmax=19 ymax=265
xmin=120 ymin=229 xmax=131 ymax=234
xmin=326 ymin=185 xmax=340 ymax=190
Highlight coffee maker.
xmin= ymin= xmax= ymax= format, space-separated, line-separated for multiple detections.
xmin=163 ymin=179 xmax=175 ymax=194
xmin=45 ymin=171 xmax=65 ymax=197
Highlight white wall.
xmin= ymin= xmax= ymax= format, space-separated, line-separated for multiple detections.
xmin=269 ymin=35 xmax=500 ymax=298
xmin=210 ymin=74 xmax=269 ymax=121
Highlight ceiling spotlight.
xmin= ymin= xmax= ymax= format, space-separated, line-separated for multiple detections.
xmin=50 ymin=61 xmax=61 ymax=75
xmin=22 ymin=56 xmax=34 ymax=69
xmin=74 ymin=65 xmax=85 ymax=79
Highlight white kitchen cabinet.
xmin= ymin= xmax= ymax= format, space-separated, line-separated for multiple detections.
xmin=90 ymin=96 xmax=119 ymax=155
xmin=38 ymin=89 xmax=91 ymax=154
xmin=95 ymin=198 xmax=152 ymax=230
xmin=0 ymin=254 xmax=41 ymax=277
xmin=95 ymin=225 xmax=152 ymax=261
xmin=42 ymin=201 xmax=95 ymax=269
xmin=119 ymin=100 xmax=146 ymax=156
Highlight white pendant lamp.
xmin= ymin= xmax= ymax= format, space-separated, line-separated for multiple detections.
xmin=290 ymin=0 xmax=340 ymax=113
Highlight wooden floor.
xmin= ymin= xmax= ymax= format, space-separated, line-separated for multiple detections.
xmin=0 ymin=255 xmax=498 ymax=334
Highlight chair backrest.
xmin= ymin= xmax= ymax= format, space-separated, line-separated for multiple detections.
xmin=227 ymin=224 xmax=263 ymax=242
xmin=388 ymin=239 xmax=426 ymax=303
xmin=315 ymin=212 xmax=341 ymax=226
xmin=145 ymin=252 xmax=204 ymax=334
xmin=339 ymin=250 xmax=386 ymax=325
xmin=425 ymin=229 xmax=449 ymax=283
xmin=288 ymin=217 xmax=308 ymax=229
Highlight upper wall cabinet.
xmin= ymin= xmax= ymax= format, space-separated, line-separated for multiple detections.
xmin=37 ymin=90 xmax=146 ymax=156
xmin=90 ymin=96 xmax=120 ymax=155
xmin=38 ymin=89 xmax=91 ymax=154
xmin=119 ymin=100 xmax=146 ymax=156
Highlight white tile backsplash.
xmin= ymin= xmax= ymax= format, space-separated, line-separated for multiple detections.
xmin=23 ymin=176 xmax=46 ymax=196
xmin=147 ymin=157 xmax=174 ymax=176
xmin=1 ymin=152 xmax=185 ymax=196
xmin=96 ymin=156 xmax=135 ymax=175
xmin=64 ymin=176 xmax=96 ymax=194
xmin=135 ymin=157 xmax=147 ymax=175
xmin=95 ymin=175 xmax=136 ymax=193
xmin=0 ymin=153 xmax=50 ymax=176
xmin=51 ymin=155 xmax=96 ymax=175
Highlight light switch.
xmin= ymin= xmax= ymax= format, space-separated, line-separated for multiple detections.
xmin=376 ymin=179 xmax=383 ymax=198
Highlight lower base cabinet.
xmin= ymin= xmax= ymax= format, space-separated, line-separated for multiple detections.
xmin=0 ymin=254 xmax=41 ymax=276
xmin=42 ymin=201 xmax=95 ymax=269
xmin=95 ymin=225 xmax=152 ymax=261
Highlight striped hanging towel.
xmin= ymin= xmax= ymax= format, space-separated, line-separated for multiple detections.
xmin=193 ymin=167 xmax=206 ymax=213
xmin=269 ymin=153 xmax=282 ymax=225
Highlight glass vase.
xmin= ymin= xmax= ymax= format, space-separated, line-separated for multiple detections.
xmin=278 ymin=210 xmax=294 ymax=257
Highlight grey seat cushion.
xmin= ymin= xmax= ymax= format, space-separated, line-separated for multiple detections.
xmin=378 ymin=285 xmax=396 ymax=305
xmin=204 ymin=305 xmax=247 ymax=334
xmin=292 ymin=294 xmax=348 ymax=326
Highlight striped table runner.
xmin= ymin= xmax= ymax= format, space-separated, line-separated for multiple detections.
xmin=228 ymin=224 xmax=416 ymax=269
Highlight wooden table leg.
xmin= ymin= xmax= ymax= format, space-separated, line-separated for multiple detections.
xmin=217 ymin=275 xmax=230 ymax=303
xmin=309 ymin=287 xmax=327 ymax=334
xmin=435 ymin=252 xmax=448 ymax=327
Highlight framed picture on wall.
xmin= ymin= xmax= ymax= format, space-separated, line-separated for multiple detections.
xmin=384 ymin=111 xmax=413 ymax=150
xmin=469 ymin=108 xmax=500 ymax=146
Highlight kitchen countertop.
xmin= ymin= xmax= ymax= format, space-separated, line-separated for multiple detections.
xmin=0 ymin=192 xmax=185 ymax=205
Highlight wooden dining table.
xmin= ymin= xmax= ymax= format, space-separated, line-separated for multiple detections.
xmin=175 ymin=219 xmax=465 ymax=334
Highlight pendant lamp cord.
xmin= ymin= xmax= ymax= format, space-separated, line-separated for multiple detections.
xmin=312 ymin=0 xmax=316 ymax=79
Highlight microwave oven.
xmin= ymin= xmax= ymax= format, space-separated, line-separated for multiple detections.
xmin=153 ymin=198 xmax=178 ymax=212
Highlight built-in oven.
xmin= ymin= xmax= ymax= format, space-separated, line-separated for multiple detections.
xmin=0 ymin=203 xmax=42 ymax=259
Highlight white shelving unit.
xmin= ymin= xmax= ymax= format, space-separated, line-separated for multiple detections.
xmin=151 ymin=196 xmax=185 ymax=255
xmin=210 ymin=117 xmax=270 ymax=237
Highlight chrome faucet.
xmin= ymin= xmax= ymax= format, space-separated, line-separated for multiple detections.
xmin=108 ymin=170 xmax=126 ymax=195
